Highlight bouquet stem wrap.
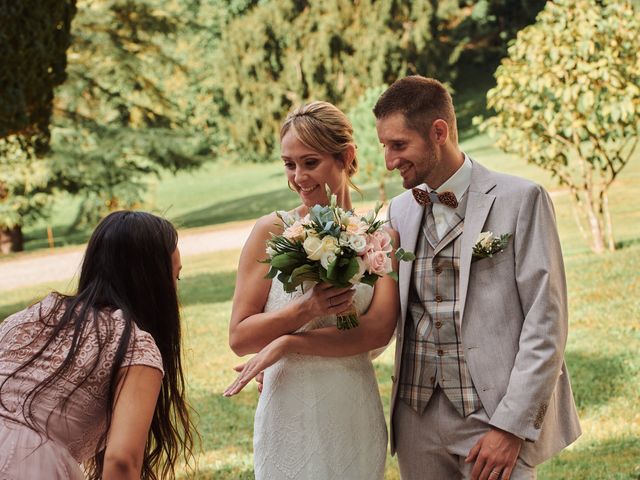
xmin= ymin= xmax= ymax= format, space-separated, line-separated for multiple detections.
xmin=337 ymin=306 xmax=359 ymax=330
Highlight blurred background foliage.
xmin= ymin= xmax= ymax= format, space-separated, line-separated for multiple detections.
xmin=479 ymin=0 xmax=640 ymax=254
xmin=0 ymin=0 xmax=77 ymax=251
xmin=2 ymin=0 xmax=639 ymax=254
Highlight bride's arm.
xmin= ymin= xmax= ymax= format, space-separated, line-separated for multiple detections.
xmin=229 ymin=213 xmax=355 ymax=356
xmin=224 ymin=229 xmax=399 ymax=396
xmin=283 ymin=270 xmax=398 ymax=356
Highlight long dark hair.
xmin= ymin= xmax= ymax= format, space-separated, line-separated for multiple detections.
xmin=0 ymin=211 xmax=195 ymax=479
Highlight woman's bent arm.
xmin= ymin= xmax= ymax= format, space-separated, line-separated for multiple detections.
xmin=103 ymin=366 xmax=162 ymax=480
xmin=229 ymin=213 xmax=307 ymax=356
xmin=224 ymin=229 xmax=400 ymax=396
xmin=229 ymin=213 xmax=355 ymax=356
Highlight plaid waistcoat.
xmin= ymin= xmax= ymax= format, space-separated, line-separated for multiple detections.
xmin=398 ymin=204 xmax=482 ymax=417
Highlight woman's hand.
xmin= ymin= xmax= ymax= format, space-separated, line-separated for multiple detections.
xmin=224 ymin=336 xmax=289 ymax=397
xmin=297 ymin=282 xmax=355 ymax=319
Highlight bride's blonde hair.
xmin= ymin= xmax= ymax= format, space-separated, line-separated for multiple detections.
xmin=280 ymin=101 xmax=360 ymax=193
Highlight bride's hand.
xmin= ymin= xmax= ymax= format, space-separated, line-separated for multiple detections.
xmin=223 ymin=336 xmax=289 ymax=397
xmin=298 ymin=282 xmax=355 ymax=318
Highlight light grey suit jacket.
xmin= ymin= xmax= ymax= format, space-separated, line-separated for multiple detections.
xmin=387 ymin=160 xmax=581 ymax=465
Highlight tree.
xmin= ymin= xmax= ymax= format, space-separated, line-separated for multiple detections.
xmin=50 ymin=0 xmax=217 ymax=228
xmin=349 ymin=85 xmax=389 ymax=202
xmin=210 ymin=0 xmax=550 ymax=164
xmin=479 ymin=0 xmax=640 ymax=254
xmin=0 ymin=0 xmax=77 ymax=253
xmin=0 ymin=0 xmax=225 ymax=253
xmin=212 ymin=0 xmax=441 ymax=163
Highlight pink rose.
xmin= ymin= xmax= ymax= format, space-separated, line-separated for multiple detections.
xmin=365 ymin=234 xmax=380 ymax=253
xmin=365 ymin=250 xmax=391 ymax=276
xmin=371 ymin=230 xmax=393 ymax=253
xmin=283 ymin=221 xmax=306 ymax=241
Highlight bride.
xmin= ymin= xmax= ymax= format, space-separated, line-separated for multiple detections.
xmin=225 ymin=101 xmax=399 ymax=479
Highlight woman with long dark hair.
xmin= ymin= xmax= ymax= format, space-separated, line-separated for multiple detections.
xmin=0 ymin=211 xmax=195 ymax=479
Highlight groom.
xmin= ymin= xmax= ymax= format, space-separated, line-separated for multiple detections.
xmin=375 ymin=76 xmax=581 ymax=479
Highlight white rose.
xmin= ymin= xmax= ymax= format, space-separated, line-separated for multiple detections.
xmin=320 ymin=235 xmax=339 ymax=254
xmin=338 ymin=211 xmax=351 ymax=227
xmin=339 ymin=232 xmax=350 ymax=247
xmin=320 ymin=251 xmax=337 ymax=269
xmin=347 ymin=234 xmax=367 ymax=253
xmin=304 ymin=235 xmax=338 ymax=261
xmin=303 ymin=236 xmax=324 ymax=260
xmin=476 ymin=231 xmax=494 ymax=249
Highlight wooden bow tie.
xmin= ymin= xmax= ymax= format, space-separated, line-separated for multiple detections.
xmin=412 ymin=188 xmax=459 ymax=209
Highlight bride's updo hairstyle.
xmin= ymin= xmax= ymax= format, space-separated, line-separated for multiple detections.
xmin=280 ymin=101 xmax=360 ymax=192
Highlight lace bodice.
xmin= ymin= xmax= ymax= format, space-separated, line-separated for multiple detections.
xmin=0 ymin=293 xmax=163 ymax=463
xmin=253 ymin=279 xmax=387 ymax=479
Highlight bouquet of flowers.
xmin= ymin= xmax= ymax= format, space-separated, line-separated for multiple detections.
xmin=263 ymin=188 xmax=414 ymax=329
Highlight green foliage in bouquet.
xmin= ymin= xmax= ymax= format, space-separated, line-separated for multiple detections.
xmin=262 ymin=187 xmax=415 ymax=330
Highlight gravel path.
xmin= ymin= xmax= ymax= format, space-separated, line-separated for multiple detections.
xmin=0 ymin=222 xmax=254 ymax=293
xmin=0 ymin=203 xmax=392 ymax=293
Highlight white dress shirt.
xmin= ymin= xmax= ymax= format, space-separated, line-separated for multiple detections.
xmin=426 ymin=154 xmax=472 ymax=240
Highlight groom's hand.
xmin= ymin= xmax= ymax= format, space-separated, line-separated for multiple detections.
xmin=465 ymin=427 xmax=523 ymax=480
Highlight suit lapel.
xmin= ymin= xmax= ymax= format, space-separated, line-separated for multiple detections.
xmin=459 ymin=162 xmax=497 ymax=321
xmin=398 ymin=194 xmax=424 ymax=328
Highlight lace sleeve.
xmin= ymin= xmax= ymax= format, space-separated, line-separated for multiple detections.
xmin=122 ymin=326 xmax=164 ymax=377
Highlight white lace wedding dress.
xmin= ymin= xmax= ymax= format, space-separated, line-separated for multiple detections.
xmin=253 ymin=279 xmax=387 ymax=479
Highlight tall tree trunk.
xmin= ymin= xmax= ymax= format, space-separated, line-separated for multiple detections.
xmin=568 ymin=184 xmax=590 ymax=244
xmin=601 ymin=189 xmax=616 ymax=252
xmin=0 ymin=225 xmax=24 ymax=254
xmin=584 ymin=198 xmax=605 ymax=254
xmin=583 ymin=164 xmax=606 ymax=254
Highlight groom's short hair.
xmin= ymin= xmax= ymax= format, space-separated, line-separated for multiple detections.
xmin=373 ymin=76 xmax=458 ymax=143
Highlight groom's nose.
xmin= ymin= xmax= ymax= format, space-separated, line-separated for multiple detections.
xmin=384 ymin=149 xmax=399 ymax=171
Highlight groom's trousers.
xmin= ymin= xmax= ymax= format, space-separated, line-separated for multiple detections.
xmin=394 ymin=388 xmax=536 ymax=480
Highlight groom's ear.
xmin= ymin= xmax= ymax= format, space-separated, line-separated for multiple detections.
xmin=430 ymin=119 xmax=449 ymax=146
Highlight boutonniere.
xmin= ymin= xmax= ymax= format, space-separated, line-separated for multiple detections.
xmin=472 ymin=231 xmax=512 ymax=258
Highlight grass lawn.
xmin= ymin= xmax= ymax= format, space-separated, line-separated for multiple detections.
xmin=3 ymin=133 xmax=639 ymax=478
xmin=2 ymin=240 xmax=638 ymax=479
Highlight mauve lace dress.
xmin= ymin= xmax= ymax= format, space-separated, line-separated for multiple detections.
xmin=0 ymin=293 xmax=163 ymax=479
